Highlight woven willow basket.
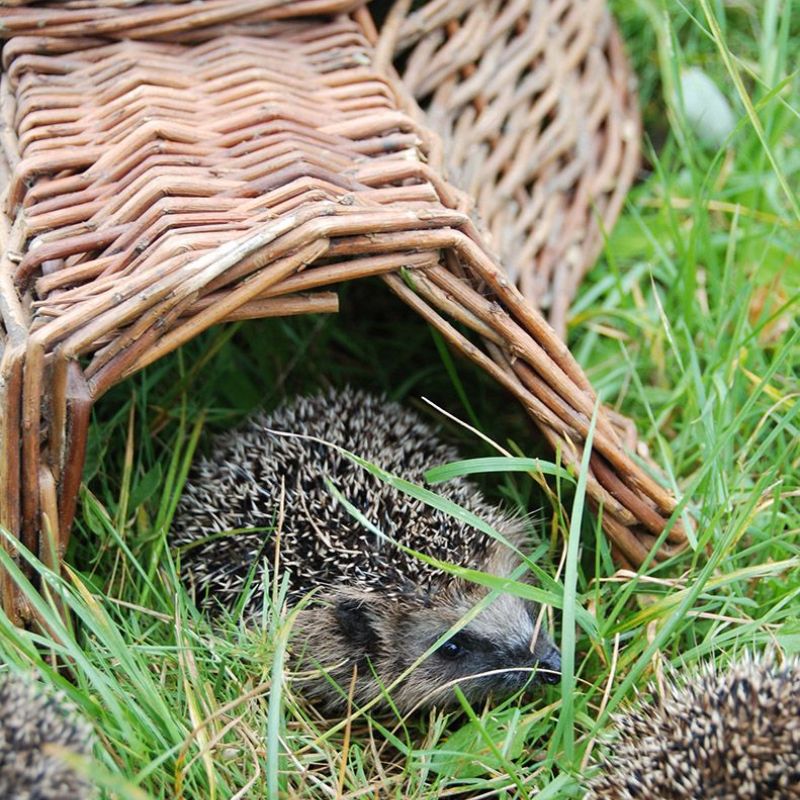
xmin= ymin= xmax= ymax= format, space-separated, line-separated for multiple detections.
xmin=0 ymin=0 xmax=687 ymax=623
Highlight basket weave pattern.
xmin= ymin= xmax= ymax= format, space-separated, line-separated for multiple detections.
xmin=378 ymin=0 xmax=641 ymax=335
xmin=0 ymin=2 xmax=685 ymax=622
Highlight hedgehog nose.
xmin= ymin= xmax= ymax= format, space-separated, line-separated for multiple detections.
xmin=537 ymin=647 xmax=561 ymax=685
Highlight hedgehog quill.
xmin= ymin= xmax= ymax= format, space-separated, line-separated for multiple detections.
xmin=0 ymin=673 xmax=95 ymax=799
xmin=171 ymin=388 xmax=560 ymax=714
xmin=586 ymin=655 xmax=800 ymax=800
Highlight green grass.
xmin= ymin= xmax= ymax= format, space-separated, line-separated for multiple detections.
xmin=2 ymin=1 xmax=799 ymax=797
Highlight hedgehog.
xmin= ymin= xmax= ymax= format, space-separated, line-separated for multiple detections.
xmin=171 ymin=387 xmax=560 ymax=714
xmin=0 ymin=672 xmax=95 ymax=799
xmin=585 ymin=655 xmax=800 ymax=799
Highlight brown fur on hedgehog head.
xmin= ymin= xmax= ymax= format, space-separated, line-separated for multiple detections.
xmin=586 ymin=654 xmax=800 ymax=800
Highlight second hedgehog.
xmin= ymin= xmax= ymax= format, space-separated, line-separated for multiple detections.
xmin=171 ymin=389 xmax=560 ymax=713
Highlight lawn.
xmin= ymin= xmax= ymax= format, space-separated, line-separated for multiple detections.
xmin=1 ymin=1 xmax=798 ymax=797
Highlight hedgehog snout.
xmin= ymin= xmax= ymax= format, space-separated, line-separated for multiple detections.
xmin=534 ymin=643 xmax=561 ymax=685
xmin=502 ymin=636 xmax=560 ymax=690
xmin=476 ymin=593 xmax=560 ymax=681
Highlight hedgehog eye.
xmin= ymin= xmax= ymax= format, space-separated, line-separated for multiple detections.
xmin=438 ymin=638 xmax=467 ymax=660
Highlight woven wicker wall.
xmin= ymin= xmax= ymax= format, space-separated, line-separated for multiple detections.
xmin=377 ymin=0 xmax=641 ymax=336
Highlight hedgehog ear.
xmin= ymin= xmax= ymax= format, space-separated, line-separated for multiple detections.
xmin=334 ymin=597 xmax=380 ymax=652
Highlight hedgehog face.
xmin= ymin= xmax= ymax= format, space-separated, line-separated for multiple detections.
xmin=291 ymin=585 xmax=560 ymax=714
xmin=388 ymin=588 xmax=561 ymax=710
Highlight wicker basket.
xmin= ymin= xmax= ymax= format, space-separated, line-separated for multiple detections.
xmin=0 ymin=0 xmax=687 ymax=623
